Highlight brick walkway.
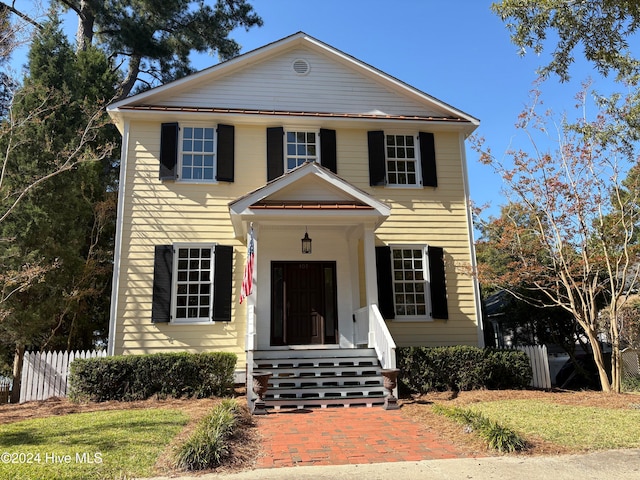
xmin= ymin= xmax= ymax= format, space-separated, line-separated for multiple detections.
xmin=254 ymin=407 xmax=470 ymax=468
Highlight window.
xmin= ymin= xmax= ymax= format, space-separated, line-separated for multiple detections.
xmin=367 ymin=131 xmax=437 ymax=188
xmin=391 ymin=247 xmax=428 ymax=317
xmin=151 ymin=243 xmax=233 ymax=324
xmin=174 ymin=245 xmax=213 ymax=322
xmin=375 ymin=244 xmax=448 ymax=320
xmin=285 ymin=130 xmax=318 ymax=172
xmin=181 ymin=126 xmax=216 ymax=181
xmin=159 ymin=123 xmax=235 ymax=183
xmin=385 ymin=134 xmax=419 ymax=186
xmin=267 ymin=127 xmax=336 ymax=181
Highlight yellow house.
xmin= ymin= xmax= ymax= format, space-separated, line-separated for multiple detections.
xmin=106 ymin=32 xmax=482 ymax=409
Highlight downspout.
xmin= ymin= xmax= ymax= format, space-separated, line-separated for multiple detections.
xmin=107 ymin=119 xmax=130 ymax=356
xmin=459 ymin=132 xmax=485 ymax=347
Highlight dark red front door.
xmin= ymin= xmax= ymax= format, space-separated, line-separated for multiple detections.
xmin=271 ymin=262 xmax=337 ymax=345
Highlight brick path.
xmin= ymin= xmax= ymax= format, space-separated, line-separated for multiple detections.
xmin=255 ymin=407 xmax=471 ymax=468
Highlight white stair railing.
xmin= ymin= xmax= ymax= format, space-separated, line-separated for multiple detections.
xmin=355 ymin=304 xmax=397 ymax=370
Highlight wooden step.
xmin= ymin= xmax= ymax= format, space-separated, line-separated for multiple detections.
xmin=251 ymin=348 xmax=387 ymax=410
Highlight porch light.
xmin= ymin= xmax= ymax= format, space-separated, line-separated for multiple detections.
xmin=301 ymin=229 xmax=312 ymax=254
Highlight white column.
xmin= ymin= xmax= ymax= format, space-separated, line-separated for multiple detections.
xmin=362 ymin=225 xmax=378 ymax=307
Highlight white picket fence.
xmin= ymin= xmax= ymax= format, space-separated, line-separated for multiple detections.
xmin=0 ymin=377 xmax=11 ymax=404
xmin=517 ymin=345 xmax=552 ymax=390
xmin=19 ymin=350 xmax=106 ymax=403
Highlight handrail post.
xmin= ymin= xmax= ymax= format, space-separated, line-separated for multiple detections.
xmin=362 ymin=304 xmax=398 ymax=399
xmin=245 ymin=305 xmax=256 ymax=410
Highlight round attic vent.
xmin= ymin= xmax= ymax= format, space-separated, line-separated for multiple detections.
xmin=292 ymin=58 xmax=310 ymax=75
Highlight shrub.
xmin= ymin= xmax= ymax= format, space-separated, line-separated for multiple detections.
xmin=622 ymin=375 xmax=640 ymax=392
xmin=68 ymin=351 xmax=236 ymax=402
xmin=433 ymin=404 xmax=528 ymax=453
xmin=397 ymin=346 xmax=532 ymax=394
xmin=174 ymin=399 xmax=250 ymax=471
xmin=482 ymin=348 xmax=533 ymax=389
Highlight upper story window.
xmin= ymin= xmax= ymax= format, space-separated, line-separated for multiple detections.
xmin=285 ymin=130 xmax=318 ymax=172
xmin=181 ymin=126 xmax=216 ymax=181
xmin=159 ymin=122 xmax=235 ymax=183
xmin=367 ymin=130 xmax=437 ymax=188
xmin=385 ymin=134 xmax=420 ymax=186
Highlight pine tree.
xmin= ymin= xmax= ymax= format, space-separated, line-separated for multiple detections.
xmin=0 ymin=16 xmax=119 ymax=373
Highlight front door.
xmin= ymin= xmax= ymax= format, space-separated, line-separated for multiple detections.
xmin=271 ymin=262 xmax=338 ymax=345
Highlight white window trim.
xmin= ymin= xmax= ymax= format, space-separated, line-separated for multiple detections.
xmin=177 ymin=124 xmax=219 ymax=184
xmin=384 ymin=132 xmax=423 ymax=189
xmin=170 ymin=242 xmax=216 ymax=324
xmin=390 ymin=244 xmax=434 ymax=322
xmin=283 ymin=128 xmax=321 ymax=173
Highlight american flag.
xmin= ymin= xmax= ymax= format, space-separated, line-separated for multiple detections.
xmin=240 ymin=226 xmax=254 ymax=304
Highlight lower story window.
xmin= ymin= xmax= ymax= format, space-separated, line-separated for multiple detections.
xmin=392 ymin=247 xmax=427 ymax=317
xmin=174 ymin=245 xmax=213 ymax=321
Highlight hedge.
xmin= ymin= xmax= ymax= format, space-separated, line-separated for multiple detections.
xmin=68 ymin=352 xmax=237 ymax=402
xmin=397 ymin=346 xmax=532 ymax=393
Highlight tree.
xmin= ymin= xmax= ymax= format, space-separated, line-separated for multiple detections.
xmin=2 ymin=0 xmax=263 ymax=98
xmin=476 ymin=204 xmax=582 ymax=355
xmin=47 ymin=0 xmax=262 ymax=98
xmin=492 ymin=0 xmax=640 ymax=82
xmin=0 ymin=16 xmax=119 ymax=375
xmin=0 ymin=4 xmax=19 ymax=117
xmin=474 ymin=85 xmax=640 ymax=393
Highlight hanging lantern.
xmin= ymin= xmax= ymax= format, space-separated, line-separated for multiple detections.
xmin=301 ymin=229 xmax=312 ymax=254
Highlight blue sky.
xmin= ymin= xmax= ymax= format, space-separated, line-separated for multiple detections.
xmin=210 ymin=0 xmax=626 ymax=222
xmin=11 ymin=0 xmax=626 ymax=222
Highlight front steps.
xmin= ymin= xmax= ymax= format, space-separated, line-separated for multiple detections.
xmin=252 ymin=348 xmax=386 ymax=410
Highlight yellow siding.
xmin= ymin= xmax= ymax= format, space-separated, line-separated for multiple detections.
xmin=114 ymin=123 xmax=479 ymax=361
xmin=112 ymin=122 xmax=271 ymax=369
xmin=345 ymin=131 xmax=479 ymax=347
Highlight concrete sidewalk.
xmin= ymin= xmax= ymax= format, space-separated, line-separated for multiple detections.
xmin=150 ymin=449 xmax=640 ymax=479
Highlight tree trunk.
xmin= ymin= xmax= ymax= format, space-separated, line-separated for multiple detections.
xmin=75 ymin=0 xmax=95 ymax=53
xmin=10 ymin=344 xmax=25 ymax=404
xmin=116 ymin=54 xmax=142 ymax=100
xmin=608 ymin=308 xmax=622 ymax=393
xmin=586 ymin=330 xmax=612 ymax=392
xmin=611 ymin=345 xmax=622 ymax=393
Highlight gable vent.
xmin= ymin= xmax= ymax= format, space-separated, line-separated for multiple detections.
xmin=292 ymin=59 xmax=310 ymax=75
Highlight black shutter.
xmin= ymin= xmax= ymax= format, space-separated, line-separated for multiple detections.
xmin=320 ymin=128 xmax=337 ymax=173
xmin=159 ymin=123 xmax=179 ymax=180
xmin=152 ymin=245 xmax=173 ymax=323
xmin=368 ymin=131 xmax=386 ymax=186
xmin=419 ymin=132 xmax=437 ymax=187
xmin=428 ymin=246 xmax=448 ymax=319
xmin=212 ymin=245 xmax=233 ymax=322
xmin=216 ymin=124 xmax=235 ymax=182
xmin=266 ymin=127 xmax=284 ymax=181
xmin=375 ymin=246 xmax=395 ymax=319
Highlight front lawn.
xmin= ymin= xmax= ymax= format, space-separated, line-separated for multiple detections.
xmin=402 ymin=390 xmax=640 ymax=454
xmin=469 ymin=400 xmax=640 ymax=450
xmin=0 ymin=408 xmax=189 ymax=480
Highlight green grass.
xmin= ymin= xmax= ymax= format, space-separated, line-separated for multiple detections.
xmin=467 ymin=400 xmax=640 ymax=450
xmin=0 ymin=409 xmax=189 ymax=480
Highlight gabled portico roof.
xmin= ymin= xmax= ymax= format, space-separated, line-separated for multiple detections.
xmin=229 ymin=162 xmax=390 ymax=238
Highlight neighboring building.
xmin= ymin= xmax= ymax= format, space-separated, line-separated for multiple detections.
xmin=106 ymin=32 xmax=482 ymax=408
